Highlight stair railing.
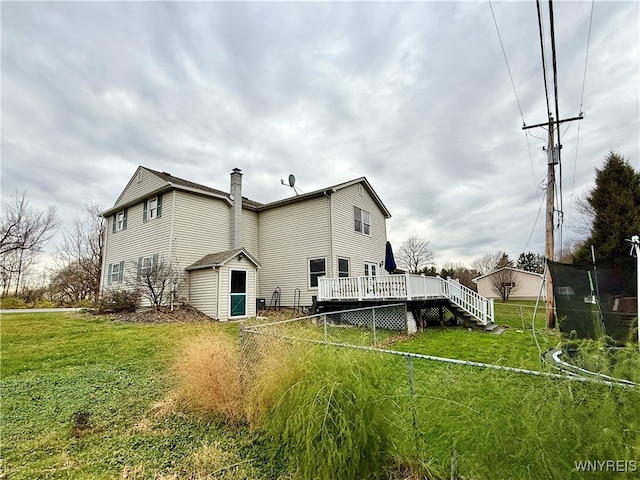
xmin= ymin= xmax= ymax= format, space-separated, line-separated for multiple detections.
xmin=440 ymin=277 xmax=494 ymax=325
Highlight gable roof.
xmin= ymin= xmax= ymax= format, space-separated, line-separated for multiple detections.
xmin=258 ymin=177 xmax=391 ymax=218
xmin=103 ymin=166 xmax=263 ymax=216
xmin=185 ymin=247 xmax=261 ymax=271
xmin=472 ymin=267 xmax=544 ymax=283
xmin=103 ymin=167 xmax=390 ymax=218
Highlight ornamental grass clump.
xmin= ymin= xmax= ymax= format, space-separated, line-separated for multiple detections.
xmin=173 ymin=333 xmax=245 ymax=424
xmin=254 ymin=345 xmax=394 ymax=480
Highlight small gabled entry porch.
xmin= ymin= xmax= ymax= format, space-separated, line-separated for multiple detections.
xmin=317 ymin=274 xmax=494 ymax=326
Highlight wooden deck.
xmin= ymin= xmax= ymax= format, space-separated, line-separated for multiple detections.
xmin=318 ymin=274 xmax=494 ymax=325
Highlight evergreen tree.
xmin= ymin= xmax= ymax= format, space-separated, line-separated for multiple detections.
xmin=573 ymin=151 xmax=640 ymax=270
xmin=517 ymin=252 xmax=544 ymax=273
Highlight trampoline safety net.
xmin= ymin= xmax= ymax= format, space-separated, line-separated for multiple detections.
xmin=547 ymin=260 xmax=637 ymax=343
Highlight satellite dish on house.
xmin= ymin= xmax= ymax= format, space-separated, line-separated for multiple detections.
xmin=281 ymin=174 xmax=300 ymax=195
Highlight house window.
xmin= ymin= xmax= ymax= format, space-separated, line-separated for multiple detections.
xmin=338 ymin=258 xmax=350 ymax=278
xmin=141 ymin=256 xmax=153 ymax=276
xmin=108 ymin=261 xmax=124 ymax=284
xmin=309 ymin=258 xmax=326 ymax=288
xmin=113 ymin=209 xmax=127 ymax=232
xmin=149 ymin=198 xmax=158 ymax=219
xmin=364 ymin=261 xmax=378 ymax=277
xmin=111 ymin=263 xmax=120 ymax=283
xmin=137 ymin=254 xmax=158 ymax=279
xmin=143 ymin=195 xmax=162 ymax=222
xmin=354 ymin=207 xmax=371 ymax=235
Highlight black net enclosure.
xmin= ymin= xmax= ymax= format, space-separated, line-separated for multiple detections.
xmin=547 ymin=260 xmax=637 ymax=343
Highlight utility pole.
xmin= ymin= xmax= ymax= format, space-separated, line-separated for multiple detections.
xmin=524 ymin=114 xmax=582 ymax=329
xmin=544 ymin=116 xmax=558 ymax=329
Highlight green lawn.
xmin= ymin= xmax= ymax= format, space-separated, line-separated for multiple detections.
xmin=2 ymin=308 xmax=638 ymax=479
xmin=392 ymin=301 xmax=559 ymax=369
xmin=1 ymin=313 xmax=260 ymax=480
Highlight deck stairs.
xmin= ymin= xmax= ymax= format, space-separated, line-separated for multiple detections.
xmin=435 ymin=302 xmax=504 ymax=334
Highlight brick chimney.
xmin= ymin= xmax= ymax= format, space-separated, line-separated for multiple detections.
xmin=230 ymin=168 xmax=243 ymax=249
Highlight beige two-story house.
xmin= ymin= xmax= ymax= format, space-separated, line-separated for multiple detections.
xmin=100 ymin=166 xmax=391 ymax=320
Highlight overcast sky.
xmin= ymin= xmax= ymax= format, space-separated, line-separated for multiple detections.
xmin=2 ymin=1 xmax=639 ymax=270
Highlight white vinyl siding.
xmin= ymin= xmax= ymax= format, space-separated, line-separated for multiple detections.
xmin=475 ymin=269 xmax=545 ymax=301
xmin=242 ymin=209 xmax=259 ymax=258
xmin=114 ymin=167 xmax=167 ymax=207
xmin=189 ymin=268 xmax=218 ymax=318
xmin=101 ymin=169 xmax=390 ymax=317
xmin=101 ymin=196 xmax=172 ymax=293
xmin=258 ymin=195 xmax=330 ymax=307
xmin=331 ymin=184 xmax=388 ymax=278
xmin=170 ymin=191 xmax=230 ymax=266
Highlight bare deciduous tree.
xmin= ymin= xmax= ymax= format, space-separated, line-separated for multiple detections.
xmin=396 ymin=236 xmax=436 ymax=274
xmin=568 ymin=190 xmax=595 ymax=238
xmin=471 ymin=250 xmax=511 ymax=275
xmin=440 ymin=262 xmax=479 ymax=290
xmin=55 ymin=203 xmax=104 ymax=303
xmin=0 ymin=191 xmax=60 ymax=295
xmin=490 ymin=268 xmax=518 ymax=301
xmin=128 ymin=254 xmax=184 ymax=310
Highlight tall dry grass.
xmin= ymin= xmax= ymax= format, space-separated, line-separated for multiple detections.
xmin=172 ymin=333 xmax=245 ymax=424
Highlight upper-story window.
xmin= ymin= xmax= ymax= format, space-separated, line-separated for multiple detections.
xmin=354 ymin=207 xmax=371 ymax=235
xmin=143 ymin=195 xmax=162 ymax=222
xmin=112 ymin=209 xmax=127 ymax=232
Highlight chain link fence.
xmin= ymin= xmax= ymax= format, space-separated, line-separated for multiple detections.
xmin=240 ymin=305 xmax=639 ymax=479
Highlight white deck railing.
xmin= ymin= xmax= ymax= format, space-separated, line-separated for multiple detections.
xmin=318 ymin=274 xmax=494 ymax=325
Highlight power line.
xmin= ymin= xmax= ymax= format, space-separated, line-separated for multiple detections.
xmin=488 ymin=0 xmax=526 ymax=124
xmin=535 ymin=0 xmax=552 ymax=116
xmin=579 ymin=0 xmax=595 ymax=113
xmin=565 ymin=0 xmax=594 ymax=254
xmin=487 ymin=0 xmax=539 ymax=203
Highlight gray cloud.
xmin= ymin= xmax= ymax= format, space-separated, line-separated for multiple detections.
xmin=2 ymin=1 xmax=638 ymax=269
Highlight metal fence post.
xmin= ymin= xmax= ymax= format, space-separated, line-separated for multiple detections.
xmin=323 ymin=314 xmax=328 ymax=344
xmin=372 ymin=307 xmax=377 ymax=347
xmin=407 ymin=355 xmax=420 ymax=449
xmin=239 ymin=321 xmax=246 ymax=394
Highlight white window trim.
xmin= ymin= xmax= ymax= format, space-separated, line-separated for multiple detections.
xmin=229 ymin=268 xmax=249 ymax=319
xmin=354 ymin=207 xmax=371 ymax=236
xmin=308 ymin=257 xmax=327 ymax=289
xmin=338 ymin=257 xmax=350 ymax=278
xmin=148 ymin=197 xmax=158 ymax=220
xmin=116 ymin=211 xmax=125 ymax=231
xmin=110 ymin=263 xmax=121 ymax=283
xmin=141 ymin=256 xmax=153 ymax=276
